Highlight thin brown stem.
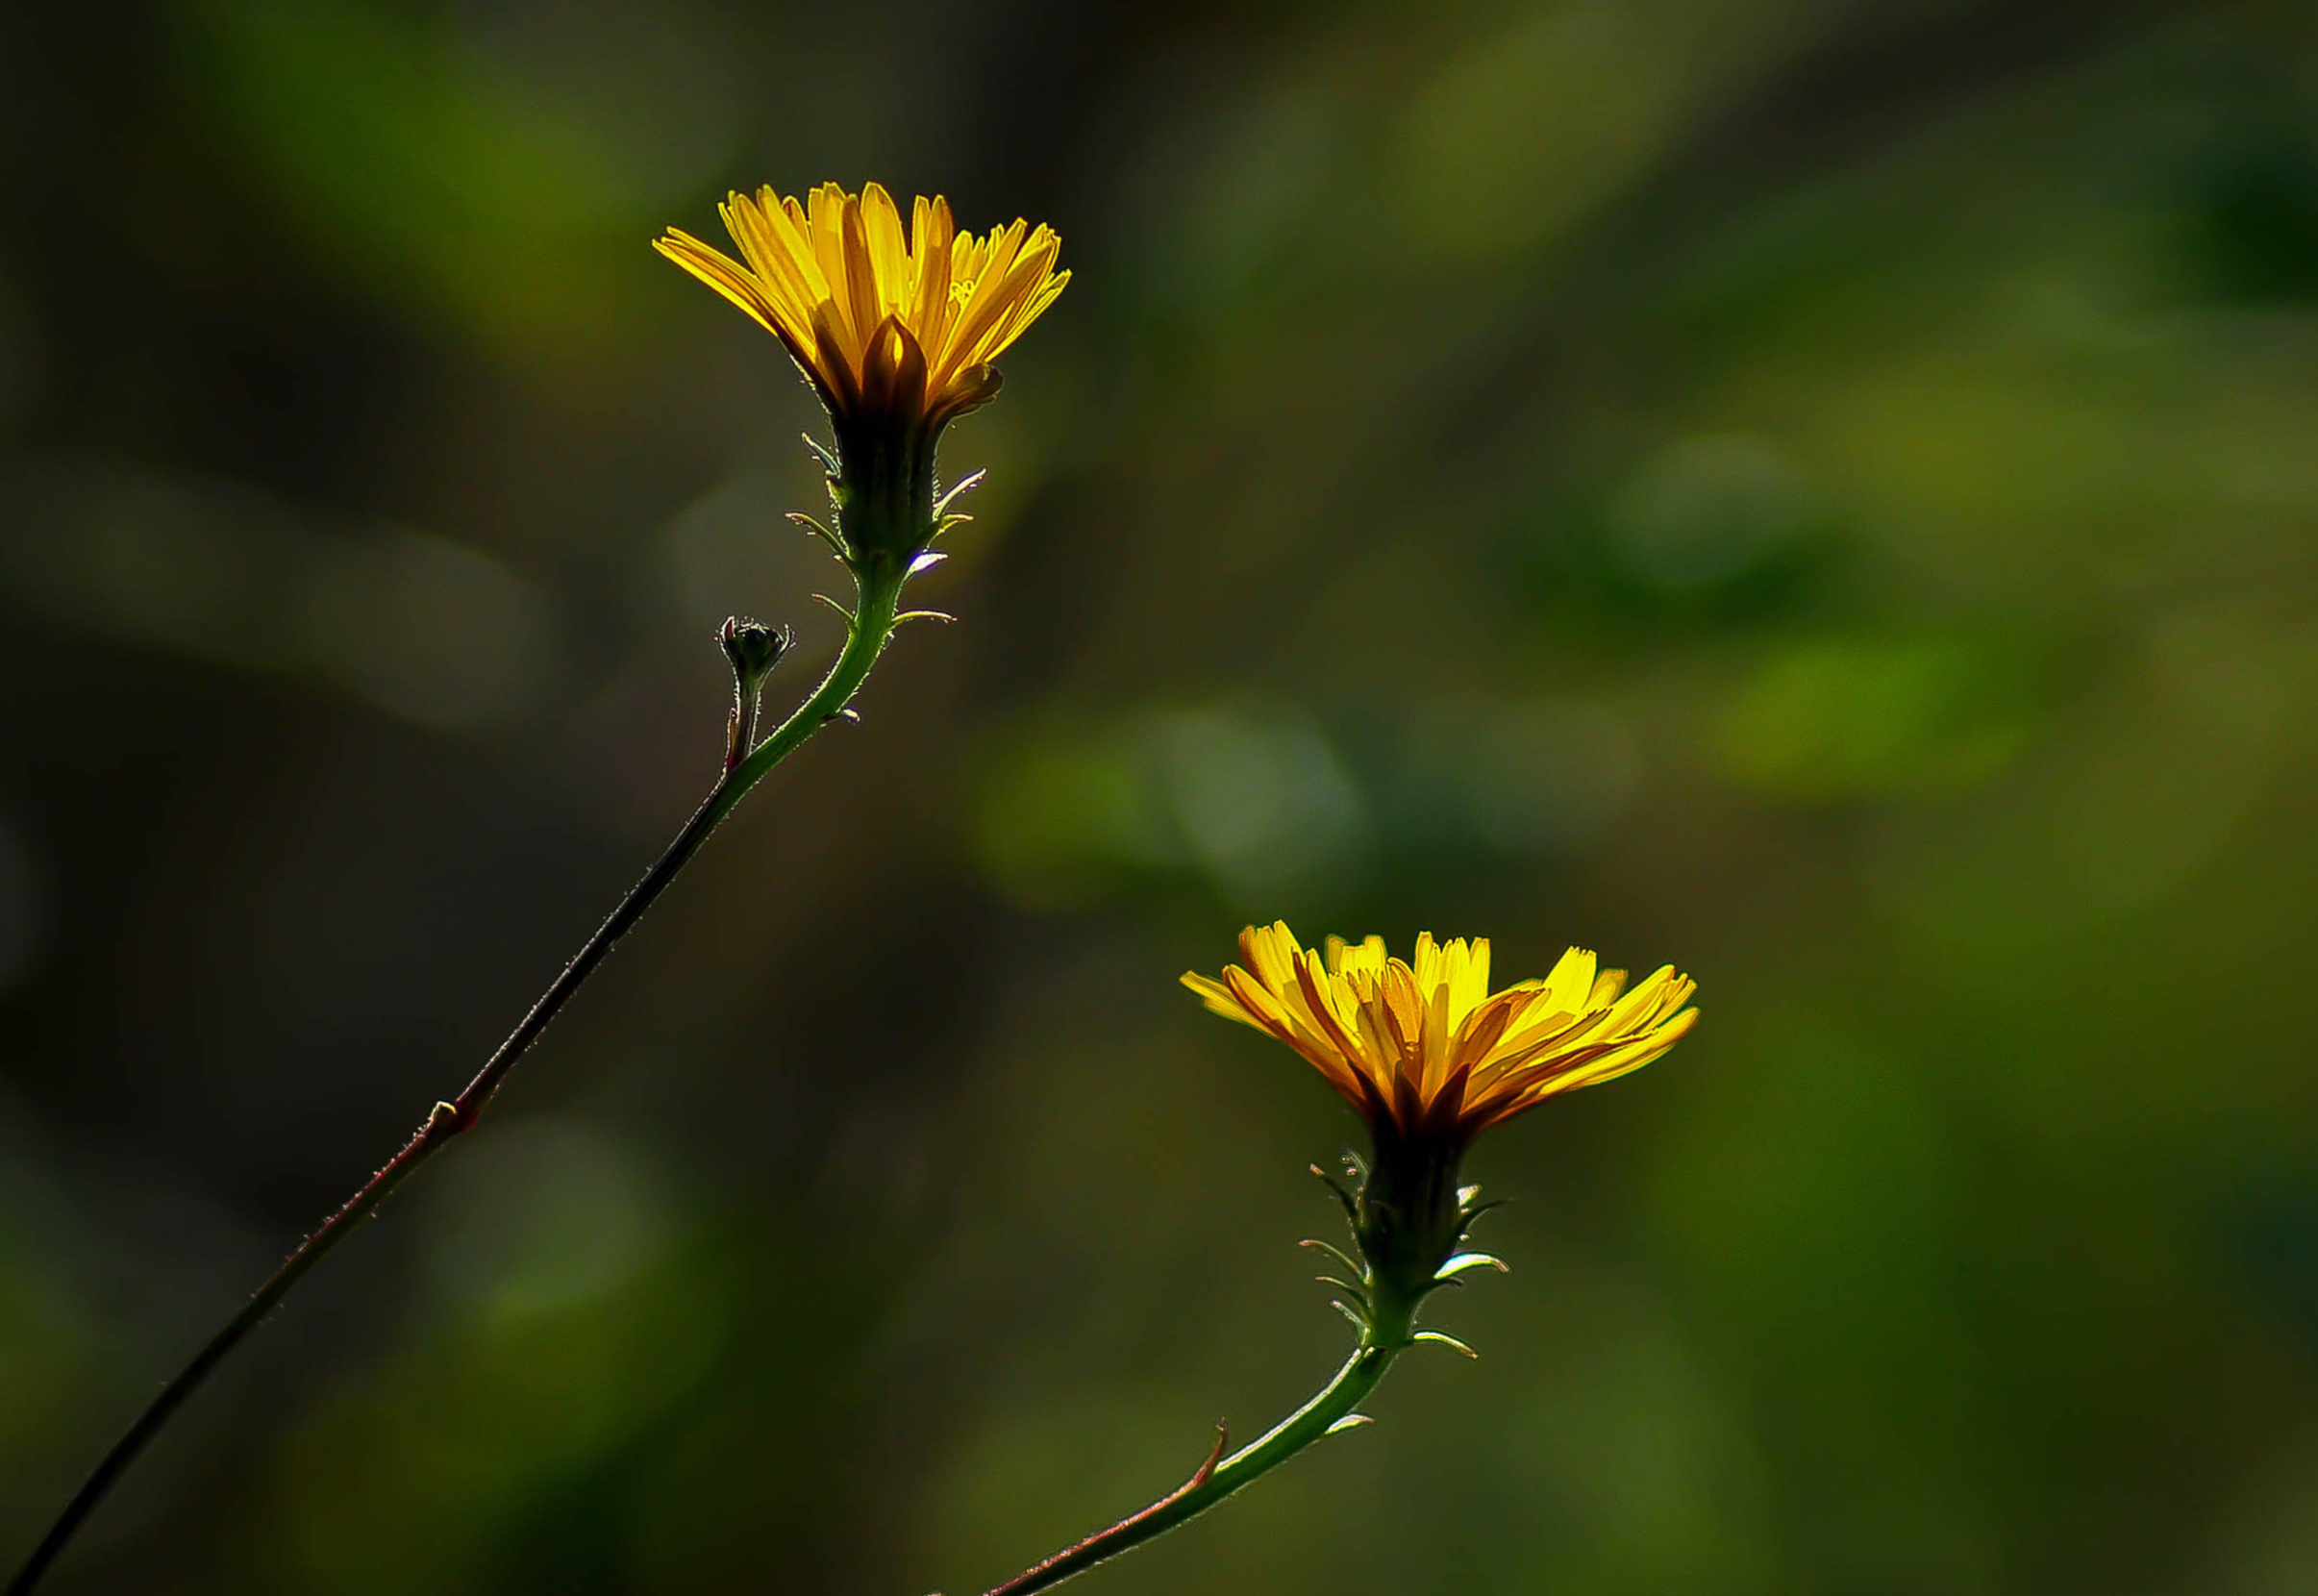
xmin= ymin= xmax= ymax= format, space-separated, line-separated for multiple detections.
xmin=977 ymin=1307 xmax=1413 ymax=1596
xmin=983 ymin=1426 xmax=1230 ymax=1596
xmin=7 ymin=558 xmax=909 ymax=1595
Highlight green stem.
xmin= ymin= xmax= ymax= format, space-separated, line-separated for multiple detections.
xmin=8 ymin=557 xmax=912 ymax=1596
xmin=983 ymin=1297 xmax=1417 ymax=1596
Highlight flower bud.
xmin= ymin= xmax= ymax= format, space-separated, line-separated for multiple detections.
xmin=719 ymin=616 xmax=790 ymax=681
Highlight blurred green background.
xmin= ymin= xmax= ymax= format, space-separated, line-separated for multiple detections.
xmin=3 ymin=0 xmax=2317 ymax=1591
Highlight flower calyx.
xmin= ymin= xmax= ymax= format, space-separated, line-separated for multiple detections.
xmin=719 ymin=616 xmax=791 ymax=772
xmin=1306 ymin=1151 xmax=1507 ymax=1352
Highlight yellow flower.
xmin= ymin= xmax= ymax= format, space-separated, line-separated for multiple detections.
xmin=655 ymin=182 xmax=1068 ymax=436
xmin=1184 ymin=923 xmax=1697 ymax=1147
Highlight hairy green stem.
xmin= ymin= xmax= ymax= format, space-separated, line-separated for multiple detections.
xmin=8 ymin=556 xmax=911 ymax=1596
xmin=982 ymin=1293 xmax=1418 ymax=1596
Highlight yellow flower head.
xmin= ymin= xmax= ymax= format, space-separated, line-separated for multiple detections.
xmin=655 ymin=182 xmax=1068 ymax=436
xmin=1184 ymin=923 xmax=1698 ymax=1148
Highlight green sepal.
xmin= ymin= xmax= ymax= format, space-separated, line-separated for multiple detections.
xmin=1299 ymin=1238 xmax=1366 ymax=1280
xmin=786 ymin=511 xmax=848 ymax=560
xmin=1458 ymin=1195 xmax=1509 ymax=1228
xmin=1434 ymin=1253 xmax=1508 ymax=1282
xmin=934 ymin=468 xmax=986 ymax=516
xmin=1309 ymin=1163 xmax=1359 ymax=1225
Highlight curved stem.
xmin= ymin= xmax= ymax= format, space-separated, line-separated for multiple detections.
xmin=8 ymin=558 xmax=911 ymax=1596
xmin=983 ymin=1299 xmax=1417 ymax=1596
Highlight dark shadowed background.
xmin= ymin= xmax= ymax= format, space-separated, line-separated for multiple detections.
xmin=3 ymin=0 xmax=2318 ymax=1591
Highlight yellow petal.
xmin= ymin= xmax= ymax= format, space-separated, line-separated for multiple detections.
xmin=721 ymin=195 xmax=818 ymax=340
xmin=908 ymin=196 xmax=955 ymax=339
xmin=1540 ymin=946 xmax=1597 ymax=1012
xmin=1180 ymin=971 xmax=1256 ymax=1024
xmin=1443 ymin=936 xmax=1491 ymax=1031
xmin=1328 ymin=935 xmax=1382 ymax=977
xmin=930 ymin=219 xmax=1031 ymax=386
xmin=1237 ymin=922 xmax=1301 ymax=992
xmin=760 ymin=191 xmax=833 ymax=308
xmin=952 ymin=228 xmax=1063 ymax=368
xmin=653 ymin=231 xmax=783 ymax=339
xmin=807 ymin=185 xmax=850 ymax=329
xmin=860 ymin=182 xmax=909 ymax=315
xmin=1410 ymin=932 xmax=1441 ymax=992
xmin=837 ymin=197 xmax=886 ymax=356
